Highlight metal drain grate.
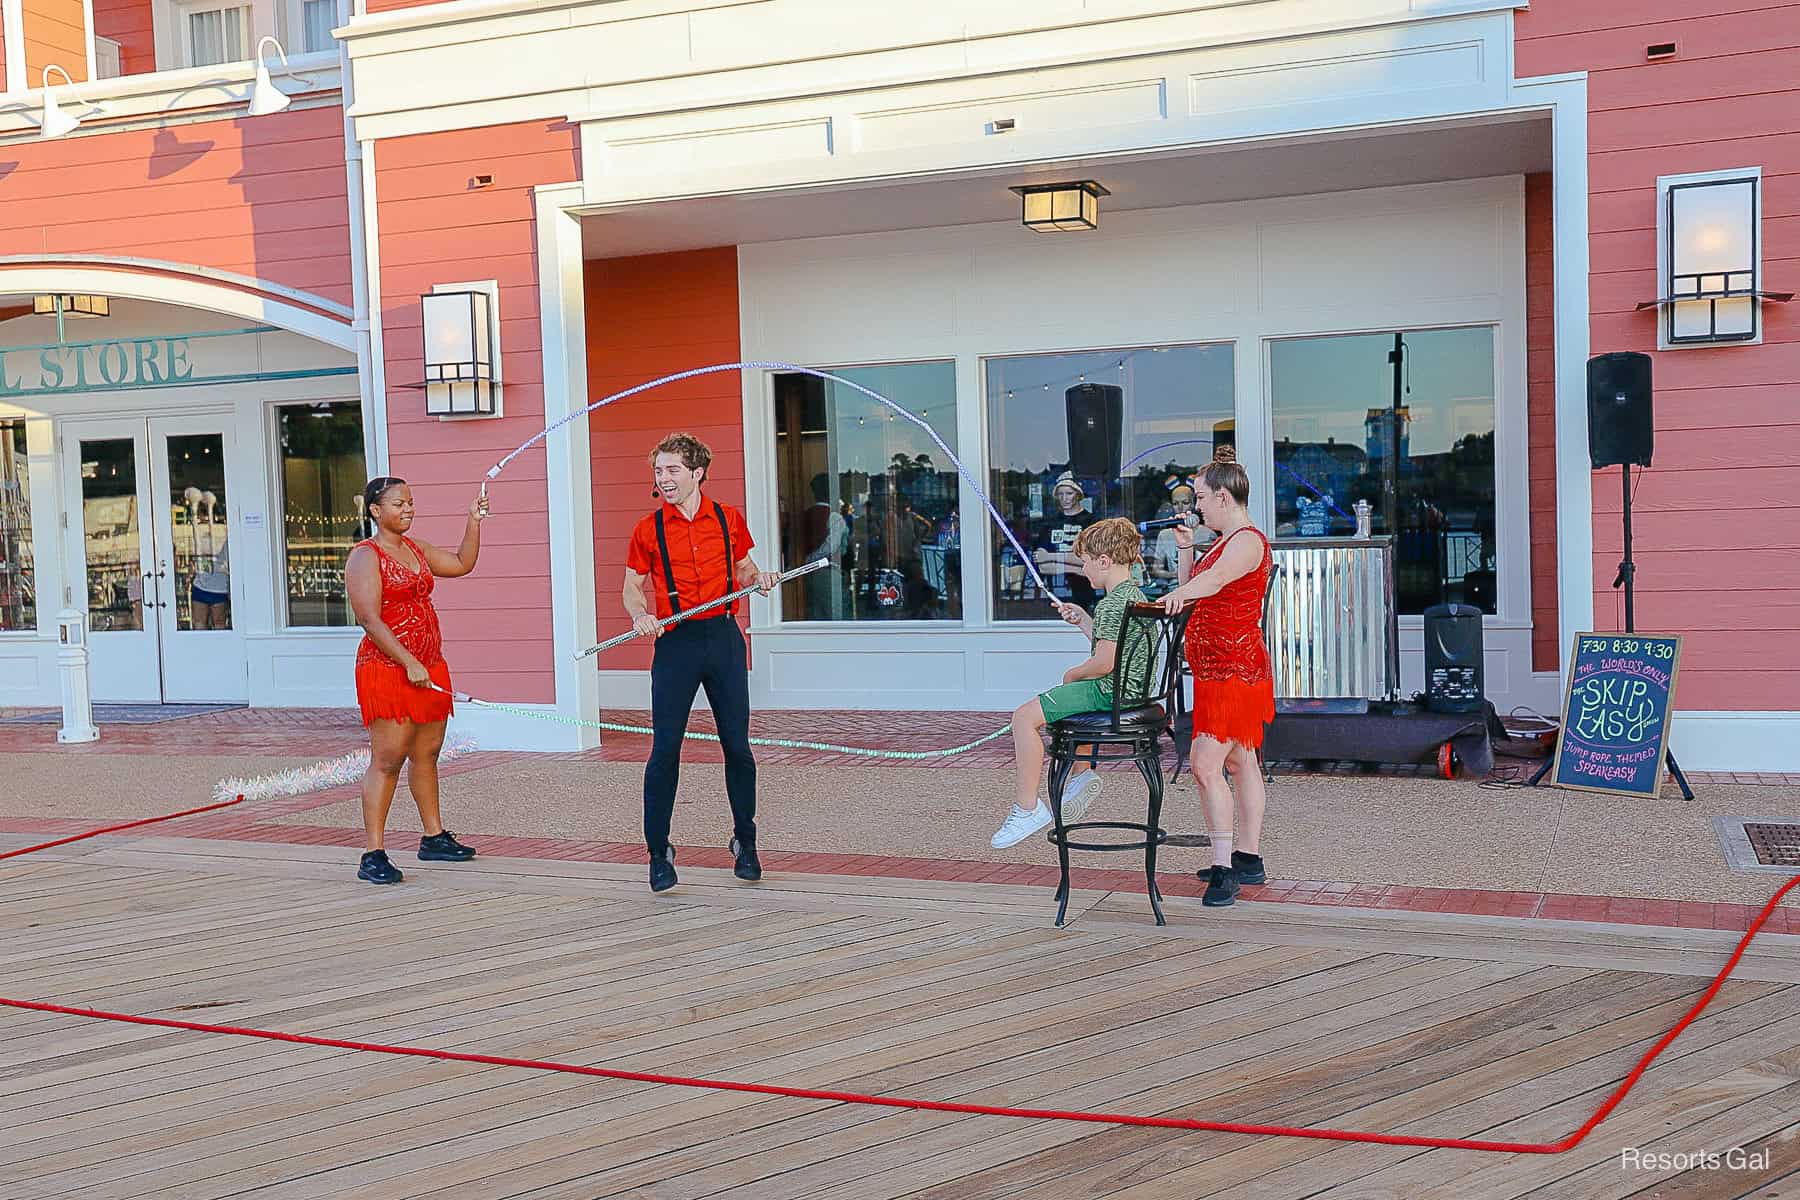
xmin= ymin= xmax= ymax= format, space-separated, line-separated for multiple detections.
xmin=1743 ymin=823 xmax=1800 ymax=867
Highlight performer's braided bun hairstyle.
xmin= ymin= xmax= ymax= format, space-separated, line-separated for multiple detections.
xmin=361 ymin=476 xmax=407 ymax=535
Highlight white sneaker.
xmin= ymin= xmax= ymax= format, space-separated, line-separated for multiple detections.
xmin=990 ymin=802 xmax=1053 ymax=849
xmin=1059 ymin=770 xmax=1102 ymax=823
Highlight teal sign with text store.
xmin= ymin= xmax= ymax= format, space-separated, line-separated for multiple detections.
xmin=1550 ymin=634 xmax=1682 ymax=797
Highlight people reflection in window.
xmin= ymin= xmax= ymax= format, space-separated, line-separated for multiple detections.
xmin=1032 ymin=471 xmax=1098 ymax=609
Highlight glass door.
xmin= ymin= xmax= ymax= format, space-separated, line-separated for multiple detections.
xmin=63 ymin=421 xmax=161 ymax=702
xmin=61 ymin=416 xmax=250 ymax=704
xmin=149 ymin=418 xmax=247 ymax=703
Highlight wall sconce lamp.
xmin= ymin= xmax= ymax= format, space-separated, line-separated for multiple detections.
xmin=249 ymin=37 xmax=296 ymax=116
xmin=1639 ymin=173 xmax=1792 ymax=344
xmin=1009 ymin=180 xmax=1110 ymax=232
xmin=416 ymin=286 xmax=500 ymax=417
xmin=39 ymin=65 xmax=99 ymax=139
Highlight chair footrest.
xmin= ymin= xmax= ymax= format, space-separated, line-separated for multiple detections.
xmin=1046 ymin=821 xmax=1167 ymax=853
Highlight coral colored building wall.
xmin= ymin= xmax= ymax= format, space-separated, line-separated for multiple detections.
xmin=21 ymin=0 xmax=89 ymax=85
xmin=91 ymin=0 xmax=157 ymax=76
xmin=374 ymin=119 xmax=581 ymax=704
xmin=1516 ymin=1 xmax=1800 ymax=710
xmin=1525 ymin=172 xmax=1559 ymax=674
xmin=0 ymin=106 xmax=353 ymax=307
xmin=586 ymin=248 xmax=745 ymax=673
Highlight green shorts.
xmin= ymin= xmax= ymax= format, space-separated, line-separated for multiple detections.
xmin=1037 ymin=678 xmax=1113 ymax=723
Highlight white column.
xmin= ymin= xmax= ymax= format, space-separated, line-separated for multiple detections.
xmin=534 ymin=182 xmax=601 ymax=749
xmin=1514 ymin=72 xmax=1595 ymax=675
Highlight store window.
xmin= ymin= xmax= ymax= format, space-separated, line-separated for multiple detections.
xmin=277 ymin=402 xmax=366 ymax=627
xmin=0 ymin=420 xmax=35 ymax=633
xmin=985 ymin=344 xmax=1234 ymax=620
xmin=1269 ymin=327 xmax=1497 ymax=614
xmin=772 ymin=362 xmax=960 ymax=622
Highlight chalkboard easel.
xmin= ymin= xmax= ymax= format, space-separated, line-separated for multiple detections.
xmin=1530 ymin=632 xmax=1693 ymax=801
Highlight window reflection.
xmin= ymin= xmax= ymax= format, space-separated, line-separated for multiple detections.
xmin=0 ymin=420 xmax=34 ymax=633
xmin=1270 ymin=327 xmax=1497 ymax=614
xmin=79 ymin=439 xmax=143 ymax=632
xmin=985 ymin=344 xmax=1234 ymax=620
xmin=279 ymin=403 xmax=368 ymax=627
xmin=773 ymin=363 xmax=961 ymax=622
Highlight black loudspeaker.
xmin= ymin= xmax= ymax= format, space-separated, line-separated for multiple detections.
xmin=1423 ymin=603 xmax=1484 ymax=715
xmin=1065 ymin=384 xmax=1123 ymax=481
xmin=1587 ymin=352 xmax=1654 ymax=468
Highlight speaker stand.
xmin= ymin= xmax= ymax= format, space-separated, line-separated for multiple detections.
xmin=1531 ymin=464 xmax=1693 ymax=801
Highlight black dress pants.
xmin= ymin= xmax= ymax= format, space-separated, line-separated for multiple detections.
xmin=643 ymin=616 xmax=756 ymax=855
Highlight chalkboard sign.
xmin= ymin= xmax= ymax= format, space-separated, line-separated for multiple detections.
xmin=1549 ymin=633 xmax=1682 ymax=796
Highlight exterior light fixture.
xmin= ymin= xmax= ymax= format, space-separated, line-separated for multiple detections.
xmin=249 ymin=37 xmax=294 ymax=116
xmin=1640 ymin=172 xmax=1793 ymax=344
xmin=1009 ymin=180 xmax=1110 ymax=232
xmin=39 ymin=65 xmax=96 ymax=139
xmin=419 ymin=288 xmax=499 ymax=417
xmin=33 ymin=294 xmax=109 ymax=318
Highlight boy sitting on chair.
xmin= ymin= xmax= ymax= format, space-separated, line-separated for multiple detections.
xmin=991 ymin=517 xmax=1150 ymax=849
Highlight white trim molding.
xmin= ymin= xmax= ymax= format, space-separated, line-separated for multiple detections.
xmin=1511 ymin=71 xmax=1593 ymax=677
xmin=0 ymin=258 xmax=354 ymax=349
xmin=1669 ymin=712 xmax=1800 ymax=774
xmin=533 ymin=180 xmax=600 ymax=751
xmin=2 ymin=0 xmax=27 ymax=94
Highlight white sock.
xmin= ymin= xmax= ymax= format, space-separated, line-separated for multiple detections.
xmin=1211 ymin=832 xmax=1234 ymax=870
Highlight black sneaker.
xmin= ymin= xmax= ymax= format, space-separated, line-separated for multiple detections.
xmin=1231 ymin=851 xmax=1266 ymax=885
xmin=1202 ymin=865 xmax=1239 ymax=907
xmin=649 ymin=847 xmax=678 ymax=893
xmin=358 ymin=850 xmax=403 ymax=885
xmin=419 ymin=831 xmax=477 ymax=862
xmin=731 ymin=837 xmax=762 ymax=883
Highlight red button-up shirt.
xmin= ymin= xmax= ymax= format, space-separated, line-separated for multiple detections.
xmin=626 ymin=498 xmax=755 ymax=620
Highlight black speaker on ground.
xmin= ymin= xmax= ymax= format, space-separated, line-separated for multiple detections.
xmin=1587 ymin=351 xmax=1654 ymax=468
xmin=1065 ymin=383 xmax=1123 ymax=481
xmin=1423 ymin=603 xmax=1484 ymax=715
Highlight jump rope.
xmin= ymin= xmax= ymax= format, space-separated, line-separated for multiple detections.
xmin=8 ymin=362 xmax=1791 ymax=1154
xmin=422 ymin=361 xmax=1074 ymax=755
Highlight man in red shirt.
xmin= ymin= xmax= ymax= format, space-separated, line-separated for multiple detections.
xmin=623 ymin=432 xmax=779 ymax=893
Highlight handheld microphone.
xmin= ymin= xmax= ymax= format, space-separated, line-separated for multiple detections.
xmin=1138 ymin=512 xmax=1201 ymax=534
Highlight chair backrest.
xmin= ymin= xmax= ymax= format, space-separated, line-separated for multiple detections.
xmin=1108 ymin=602 xmax=1194 ymax=730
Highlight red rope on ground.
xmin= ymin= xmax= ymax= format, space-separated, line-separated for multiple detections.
xmin=0 ymin=796 xmax=246 ymax=861
xmin=2 ymin=805 xmax=1795 ymax=1152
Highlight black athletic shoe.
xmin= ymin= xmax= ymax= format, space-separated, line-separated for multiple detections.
xmin=1230 ymin=851 xmax=1266 ymax=886
xmin=418 ymin=831 xmax=477 ymax=862
xmin=649 ymin=847 xmax=678 ymax=893
xmin=731 ymin=837 xmax=762 ymax=883
xmin=1202 ymin=865 xmax=1239 ymax=907
xmin=358 ymin=850 xmax=403 ymax=885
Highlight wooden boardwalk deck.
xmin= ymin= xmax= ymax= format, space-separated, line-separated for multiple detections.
xmin=3 ymin=836 xmax=1798 ymax=1199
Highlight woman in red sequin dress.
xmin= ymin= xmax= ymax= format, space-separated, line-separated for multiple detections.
xmin=1158 ymin=460 xmax=1273 ymax=908
xmin=345 ymin=477 xmax=488 ymax=885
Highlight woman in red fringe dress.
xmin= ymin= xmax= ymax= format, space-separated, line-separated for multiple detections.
xmin=345 ymin=476 xmax=488 ymax=885
xmin=1158 ymin=459 xmax=1273 ymax=909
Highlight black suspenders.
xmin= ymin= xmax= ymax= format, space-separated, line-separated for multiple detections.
xmin=653 ymin=502 xmax=734 ymax=617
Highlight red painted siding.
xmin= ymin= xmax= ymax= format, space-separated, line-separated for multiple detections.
xmin=586 ymin=248 xmax=744 ymax=673
xmin=1525 ymin=172 xmax=1559 ymax=673
xmin=22 ymin=0 xmax=90 ymax=85
xmin=364 ymin=0 xmax=455 ymax=11
xmin=91 ymin=0 xmax=157 ymax=77
xmin=375 ymin=119 xmax=581 ymax=705
xmin=0 ymin=106 xmax=353 ymax=307
xmin=1517 ymin=2 xmax=1800 ymax=711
